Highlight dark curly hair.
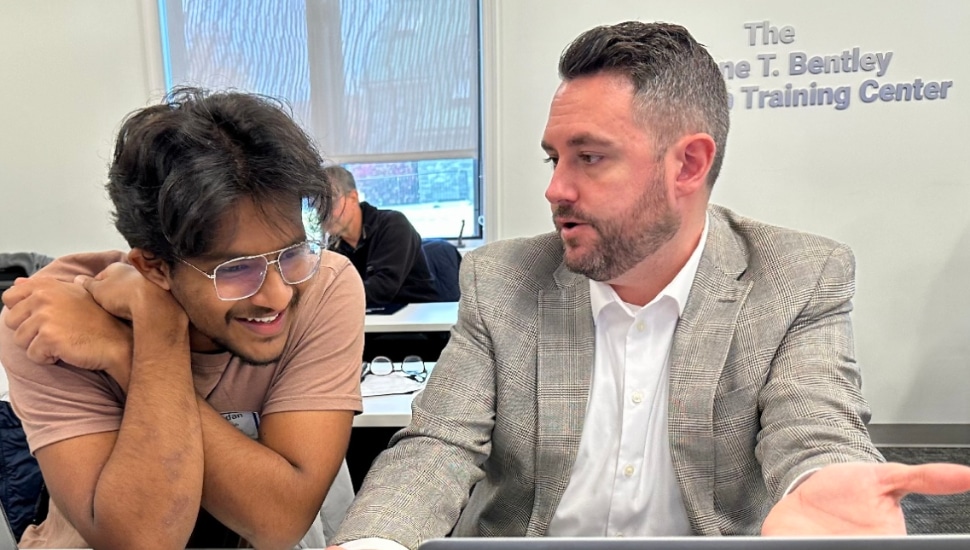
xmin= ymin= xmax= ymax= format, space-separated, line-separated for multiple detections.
xmin=559 ymin=21 xmax=730 ymax=186
xmin=106 ymin=87 xmax=331 ymax=262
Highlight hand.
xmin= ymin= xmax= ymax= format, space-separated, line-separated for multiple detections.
xmin=75 ymin=262 xmax=179 ymax=321
xmin=2 ymin=276 xmax=132 ymax=373
xmin=762 ymin=461 xmax=970 ymax=535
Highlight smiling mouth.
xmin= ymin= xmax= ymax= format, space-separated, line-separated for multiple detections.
xmin=242 ymin=313 xmax=281 ymax=323
xmin=235 ymin=310 xmax=288 ymax=336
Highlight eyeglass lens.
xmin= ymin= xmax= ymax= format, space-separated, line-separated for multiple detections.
xmin=402 ymin=355 xmax=425 ymax=376
xmin=370 ymin=356 xmax=394 ymax=376
xmin=214 ymin=242 xmax=321 ymax=300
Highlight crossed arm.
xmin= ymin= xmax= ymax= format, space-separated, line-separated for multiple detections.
xmin=1 ymin=265 xmax=354 ymax=549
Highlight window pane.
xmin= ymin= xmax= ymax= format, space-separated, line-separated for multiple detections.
xmin=163 ymin=0 xmax=313 ymax=128
xmin=160 ymin=0 xmax=482 ymax=239
xmin=344 ymin=159 xmax=476 ymax=240
xmin=309 ymin=0 xmax=479 ymax=158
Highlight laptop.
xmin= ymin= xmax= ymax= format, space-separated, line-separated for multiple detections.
xmin=419 ymin=536 xmax=970 ymax=550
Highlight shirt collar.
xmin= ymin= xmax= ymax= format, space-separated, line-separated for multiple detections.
xmin=589 ymin=213 xmax=709 ymax=319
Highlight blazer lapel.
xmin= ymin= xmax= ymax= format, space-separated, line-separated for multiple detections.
xmin=526 ymin=263 xmax=594 ymax=535
xmin=668 ymin=212 xmax=753 ymax=534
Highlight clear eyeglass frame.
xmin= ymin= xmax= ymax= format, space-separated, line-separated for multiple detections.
xmin=362 ymin=355 xmax=427 ymax=382
xmin=179 ymin=240 xmax=322 ymax=301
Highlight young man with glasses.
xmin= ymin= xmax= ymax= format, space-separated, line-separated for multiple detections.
xmin=0 ymin=88 xmax=364 ymax=549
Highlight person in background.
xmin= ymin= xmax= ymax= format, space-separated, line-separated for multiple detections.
xmin=329 ymin=21 xmax=970 ymax=550
xmin=325 ymin=165 xmax=439 ymax=307
xmin=0 ymin=88 xmax=364 ymax=549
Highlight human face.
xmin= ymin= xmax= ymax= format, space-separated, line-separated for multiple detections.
xmin=169 ymin=198 xmax=310 ymax=365
xmin=327 ymin=190 xmax=357 ymax=240
xmin=542 ymin=72 xmax=680 ymax=282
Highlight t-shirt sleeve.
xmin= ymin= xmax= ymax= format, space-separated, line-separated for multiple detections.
xmin=262 ymin=254 xmax=365 ymax=415
xmin=0 ymin=251 xmax=129 ymax=453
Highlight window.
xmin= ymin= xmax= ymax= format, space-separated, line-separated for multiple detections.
xmin=159 ymin=0 xmax=482 ymax=240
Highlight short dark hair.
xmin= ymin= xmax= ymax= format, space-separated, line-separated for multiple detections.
xmin=107 ymin=87 xmax=332 ymax=263
xmin=559 ymin=21 xmax=730 ymax=186
xmin=323 ymin=165 xmax=357 ymax=195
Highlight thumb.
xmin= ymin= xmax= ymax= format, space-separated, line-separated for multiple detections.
xmin=74 ymin=274 xmax=95 ymax=291
xmin=883 ymin=463 xmax=970 ymax=499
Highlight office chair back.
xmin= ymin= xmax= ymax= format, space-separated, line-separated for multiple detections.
xmin=421 ymin=239 xmax=462 ymax=302
xmin=0 ymin=266 xmax=27 ymax=297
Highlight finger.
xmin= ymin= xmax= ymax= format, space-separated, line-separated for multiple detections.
xmin=78 ymin=273 xmax=100 ymax=295
xmin=24 ymin=333 xmax=58 ymax=365
xmin=1 ymin=280 xmax=32 ymax=308
xmin=2 ymin=299 xmax=32 ymax=330
xmin=12 ymin=316 xmax=46 ymax=364
xmin=882 ymin=462 xmax=970 ymax=498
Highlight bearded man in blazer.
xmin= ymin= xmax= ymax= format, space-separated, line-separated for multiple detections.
xmin=332 ymin=21 xmax=970 ymax=550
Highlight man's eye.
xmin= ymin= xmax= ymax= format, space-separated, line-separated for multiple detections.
xmin=579 ymin=154 xmax=603 ymax=164
xmin=218 ymin=263 xmax=252 ymax=276
xmin=543 ymin=156 xmax=559 ymax=168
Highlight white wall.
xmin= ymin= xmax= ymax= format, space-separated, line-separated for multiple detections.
xmin=2 ymin=0 xmax=968 ymax=426
xmin=487 ymin=0 xmax=970 ymax=425
xmin=0 ymin=0 xmax=162 ymax=256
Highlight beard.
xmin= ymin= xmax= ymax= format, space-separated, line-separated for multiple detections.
xmin=555 ymin=172 xmax=680 ymax=281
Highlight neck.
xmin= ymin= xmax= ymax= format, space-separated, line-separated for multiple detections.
xmin=608 ymin=213 xmax=705 ymax=306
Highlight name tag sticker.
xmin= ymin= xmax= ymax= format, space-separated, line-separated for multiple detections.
xmin=222 ymin=411 xmax=260 ymax=439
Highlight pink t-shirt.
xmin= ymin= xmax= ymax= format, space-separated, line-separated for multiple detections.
xmin=0 ymin=249 xmax=364 ymax=547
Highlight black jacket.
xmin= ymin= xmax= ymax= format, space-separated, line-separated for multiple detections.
xmin=332 ymin=202 xmax=439 ymax=306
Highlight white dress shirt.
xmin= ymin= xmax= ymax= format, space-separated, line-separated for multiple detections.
xmin=546 ymin=220 xmax=708 ymax=538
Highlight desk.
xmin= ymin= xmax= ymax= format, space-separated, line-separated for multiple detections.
xmin=355 ymin=387 xmax=420 ymax=428
xmin=364 ymin=301 xmax=459 ymax=333
xmin=354 ymin=362 xmax=436 ymax=428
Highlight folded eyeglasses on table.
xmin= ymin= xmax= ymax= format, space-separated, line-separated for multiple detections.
xmin=360 ymin=355 xmax=432 ymax=397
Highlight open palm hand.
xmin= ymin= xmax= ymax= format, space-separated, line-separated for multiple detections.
xmin=763 ymin=462 xmax=970 ymax=536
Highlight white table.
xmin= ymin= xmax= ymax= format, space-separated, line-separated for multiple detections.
xmin=355 ymin=392 xmax=420 ymax=427
xmin=356 ymin=304 xmax=456 ymax=428
xmin=363 ymin=301 xmax=458 ymax=333
xmin=354 ymin=363 xmax=436 ymax=427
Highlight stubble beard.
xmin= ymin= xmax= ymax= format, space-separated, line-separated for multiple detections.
xmin=559 ymin=174 xmax=680 ymax=282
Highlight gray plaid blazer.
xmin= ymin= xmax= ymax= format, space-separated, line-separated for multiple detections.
xmin=335 ymin=205 xmax=882 ymax=549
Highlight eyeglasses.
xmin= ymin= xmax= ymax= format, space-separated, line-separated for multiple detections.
xmin=362 ymin=355 xmax=427 ymax=383
xmin=180 ymin=240 xmax=322 ymax=301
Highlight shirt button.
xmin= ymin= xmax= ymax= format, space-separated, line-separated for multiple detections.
xmin=636 ymin=321 xmax=645 ymax=332
xmin=631 ymin=391 xmax=643 ymax=404
xmin=623 ymin=464 xmax=635 ymax=477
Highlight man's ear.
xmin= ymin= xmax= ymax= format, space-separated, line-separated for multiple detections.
xmin=669 ymin=132 xmax=716 ymax=198
xmin=128 ymin=248 xmax=174 ymax=291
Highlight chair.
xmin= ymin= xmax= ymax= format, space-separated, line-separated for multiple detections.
xmin=421 ymin=239 xmax=462 ymax=302
xmin=0 ymin=266 xmax=26 ymax=297
xmin=0 ymin=252 xmax=55 ymax=296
